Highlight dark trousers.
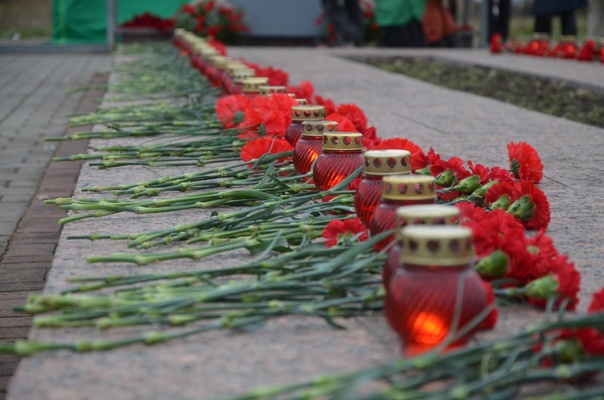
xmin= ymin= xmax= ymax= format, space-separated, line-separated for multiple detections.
xmin=381 ymin=19 xmax=426 ymax=47
xmin=321 ymin=0 xmax=364 ymax=46
xmin=488 ymin=0 xmax=511 ymax=40
xmin=534 ymin=10 xmax=578 ymax=35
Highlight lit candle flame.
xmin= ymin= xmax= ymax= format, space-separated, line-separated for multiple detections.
xmin=411 ymin=312 xmax=448 ymax=345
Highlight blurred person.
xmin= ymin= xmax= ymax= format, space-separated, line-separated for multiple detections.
xmin=422 ymin=0 xmax=458 ymax=47
xmin=375 ymin=0 xmax=427 ymax=47
xmin=488 ymin=0 xmax=511 ymax=41
xmin=532 ymin=0 xmax=587 ymax=36
xmin=588 ymin=0 xmax=604 ymax=37
xmin=321 ymin=0 xmax=365 ymax=46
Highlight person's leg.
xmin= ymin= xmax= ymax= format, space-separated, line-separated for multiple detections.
xmin=497 ymin=0 xmax=512 ymax=40
xmin=345 ymin=0 xmax=365 ymax=46
xmin=321 ymin=0 xmax=350 ymax=45
xmin=534 ymin=14 xmax=552 ymax=34
xmin=560 ymin=10 xmax=578 ymax=36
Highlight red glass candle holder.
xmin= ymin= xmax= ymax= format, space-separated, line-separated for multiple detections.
xmin=382 ymin=205 xmax=460 ymax=286
xmin=370 ymin=175 xmax=437 ymax=251
xmin=241 ymin=77 xmax=270 ymax=99
xmin=354 ymin=150 xmax=411 ymax=228
xmin=285 ymin=105 xmax=326 ymax=147
xmin=228 ymin=68 xmax=255 ymax=95
xmin=385 ymin=225 xmax=488 ymax=356
xmin=313 ymin=132 xmax=365 ymax=191
xmin=293 ymin=120 xmax=337 ymax=175
xmin=221 ymin=62 xmax=246 ymax=92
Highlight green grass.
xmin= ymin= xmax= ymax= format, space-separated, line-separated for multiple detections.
xmin=369 ymin=57 xmax=604 ymax=128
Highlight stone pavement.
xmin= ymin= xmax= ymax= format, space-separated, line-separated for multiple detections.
xmin=0 ymin=53 xmax=112 ymax=399
xmin=5 ymin=47 xmax=604 ymax=399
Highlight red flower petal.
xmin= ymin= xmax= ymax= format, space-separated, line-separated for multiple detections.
xmin=240 ymin=137 xmax=293 ymax=163
xmin=507 ymin=142 xmax=544 ymax=183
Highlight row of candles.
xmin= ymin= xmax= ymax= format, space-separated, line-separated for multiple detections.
xmin=173 ymin=29 xmax=493 ymax=354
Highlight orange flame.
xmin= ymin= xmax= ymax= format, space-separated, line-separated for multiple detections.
xmin=411 ymin=312 xmax=448 ymax=345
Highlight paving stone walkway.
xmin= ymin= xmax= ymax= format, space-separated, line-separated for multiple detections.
xmin=3 ymin=46 xmax=604 ymax=399
xmin=0 ymin=53 xmax=112 ymax=399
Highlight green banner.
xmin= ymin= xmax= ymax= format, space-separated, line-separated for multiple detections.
xmin=52 ymin=0 xmax=188 ymax=44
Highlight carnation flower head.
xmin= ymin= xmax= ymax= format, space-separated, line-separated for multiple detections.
xmin=374 ymin=138 xmax=424 ymax=171
xmin=286 ymin=81 xmax=314 ymax=101
xmin=240 ymin=137 xmax=293 ymax=163
xmin=466 ymin=209 xmax=529 ymax=279
xmin=508 ymin=181 xmax=550 ymax=230
xmin=312 ymin=95 xmax=336 ymax=114
xmin=240 ymin=94 xmax=297 ymax=137
xmin=362 ymin=126 xmax=382 ymax=150
xmin=507 ymin=142 xmax=544 ymax=183
xmin=216 ymin=94 xmax=252 ymax=129
xmin=588 ymin=287 xmax=604 ymax=313
xmin=325 ymin=113 xmax=357 ymax=132
xmin=336 ymin=103 xmax=368 ymax=134
xmin=322 ymin=218 xmax=368 ymax=248
xmin=526 ymin=254 xmax=580 ymax=311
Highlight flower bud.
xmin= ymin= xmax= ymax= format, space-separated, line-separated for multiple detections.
xmin=506 ymin=194 xmax=536 ymax=222
xmin=436 ymin=170 xmax=455 ymax=187
xmin=490 ymin=194 xmax=511 ymax=211
xmin=415 ymin=166 xmax=432 ymax=176
xmin=553 ymin=339 xmax=584 ymax=364
xmin=475 ymin=249 xmax=509 ymax=278
xmin=525 ymin=274 xmax=559 ymax=299
xmin=472 ymin=180 xmax=498 ymax=199
xmin=454 ymin=175 xmax=481 ymax=194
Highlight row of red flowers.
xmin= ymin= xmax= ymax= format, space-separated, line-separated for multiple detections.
xmin=491 ymin=33 xmax=604 ymax=63
xmin=177 ymin=34 xmax=601 ymax=359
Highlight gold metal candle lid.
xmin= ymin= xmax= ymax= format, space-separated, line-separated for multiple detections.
xmin=291 ymin=105 xmax=325 ymax=122
xmin=400 ymin=225 xmax=475 ymax=266
xmin=259 ymin=85 xmax=287 ymax=96
xmin=322 ymin=132 xmax=363 ymax=151
xmin=242 ymin=77 xmax=270 ymax=93
xmin=364 ymin=150 xmax=411 ymax=176
xmin=226 ymin=62 xmax=247 ymax=74
xmin=382 ymin=175 xmax=436 ymax=200
xmin=301 ymin=120 xmax=337 ymax=137
xmin=294 ymin=98 xmax=308 ymax=105
xmin=231 ymin=68 xmax=255 ymax=81
xmin=396 ymin=204 xmax=460 ymax=227
xmin=213 ymin=57 xmax=229 ymax=70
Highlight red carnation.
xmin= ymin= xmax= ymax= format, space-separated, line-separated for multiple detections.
xmin=455 ymin=202 xmax=487 ymax=225
xmin=325 ymin=113 xmax=357 ymax=132
xmin=322 ymin=218 xmax=368 ymax=248
xmin=362 ymin=126 xmax=382 ymax=150
xmin=485 ymin=181 xmax=550 ymax=230
xmin=466 ymin=209 xmax=529 ymax=279
xmin=216 ymin=95 xmax=252 ymax=129
xmin=490 ymin=33 xmax=503 ymax=54
xmin=336 ymin=103 xmax=368 ymax=134
xmin=526 ymin=254 xmax=580 ymax=311
xmin=508 ymin=181 xmax=550 ymax=230
xmin=312 ymin=95 xmax=336 ymax=115
xmin=240 ymin=137 xmax=293 ymax=163
xmin=588 ymin=287 xmax=604 ymax=313
xmin=286 ymin=81 xmax=314 ymax=101
xmin=507 ymin=142 xmax=544 ymax=183
xmin=374 ymin=138 xmax=424 ymax=171
xmin=240 ymin=94 xmax=297 ymax=137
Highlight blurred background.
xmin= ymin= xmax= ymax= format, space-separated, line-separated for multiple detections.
xmin=0 ymin=0 xmax=589 ymax=46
